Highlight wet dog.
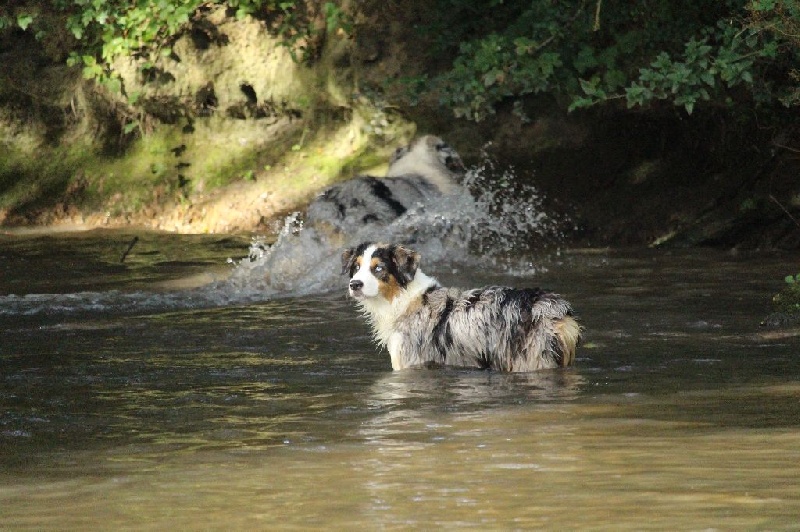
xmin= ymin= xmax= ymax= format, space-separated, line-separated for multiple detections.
xmin=342 ymin=242 xmax=581 ymax=372
xmin=260 ymin=136 xmax=466 ymax=292
xmin=306 ymin=135 xmax=465 ymax=235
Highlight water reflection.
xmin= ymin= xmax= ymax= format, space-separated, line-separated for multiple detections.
xmin=358 ymin=370 xmax=584 ymax=447
xmin=2 ymin=235 xmax=800 ymax=528
xmin=366 ymin=369 xmax=583 ymax=420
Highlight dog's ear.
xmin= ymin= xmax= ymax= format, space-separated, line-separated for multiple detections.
xmin=434 ymin=139 xmax=466 ymax=173
xmin=341 ymin=247 xmax=357 ymax=276
xmin=389 ymin=145 xmax=408 ymax=165
xmin=392 ymin=245 xmax=420 ymax=284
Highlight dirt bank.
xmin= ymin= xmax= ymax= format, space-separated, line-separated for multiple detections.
xmin=0 ymin=5 xmax=416 ymax=234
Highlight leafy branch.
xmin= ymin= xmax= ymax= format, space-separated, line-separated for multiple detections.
xmin=419 ymin=0 xmax=800 ymax=120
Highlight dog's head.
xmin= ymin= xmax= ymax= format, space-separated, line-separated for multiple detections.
xmin=342 ymin=242 xmax=420 ymax=302
xmin=388 ymin=135 xmax=466 ymax=190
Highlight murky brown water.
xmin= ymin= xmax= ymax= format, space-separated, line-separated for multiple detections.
xmin=2 ymin=231 xmax=799 ymax=529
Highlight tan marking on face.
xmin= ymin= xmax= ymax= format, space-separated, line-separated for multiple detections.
xmin=369 ymin=256 xmax=403 ymax=302
xmin=378 ymin=274 xmax=402 ymax=302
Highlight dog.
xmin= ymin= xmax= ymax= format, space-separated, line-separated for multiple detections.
xmin=305 ymin=135 xmax=465 ymax=235
xmin=342 ymin=242 xmax=581 ymax=372
xmin=258 ymin=136 xmax=466 ymax=292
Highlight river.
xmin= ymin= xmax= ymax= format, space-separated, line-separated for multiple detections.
xmin=1 ymin=229 xmax=799 ymax=529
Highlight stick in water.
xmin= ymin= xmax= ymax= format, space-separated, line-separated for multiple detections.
xmin=120 ymin=236 xmax=139 ymax=263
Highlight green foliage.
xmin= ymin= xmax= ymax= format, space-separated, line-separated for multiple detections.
xmin=59 ymin=0 xmax=210 ymax=91
xmin=417 ymin=0 xmax=800 ymax=120
xmin=2 ymin=1 xmax=350 ymax=94
xmin=0 ymin=9 xmax=37 ymax=32
xmin=17 ymin=13 xmax=35 ymax=30
xmin=427 ymin=1 xmax=585 ymax=121
xmin=228 ymin=0 xmax=268 ymax=19
xmin=5 ymin=0 xmax=799 ymax=122
xmin=323 ymin=2 xmax=350 ymax=34
xmin=785 ymin=272 xmax=800 ymax=284
xmin=774 ymin=271 xmax=800 ymax=314
xmin=748 ymin=0 xmax=800 ymax=106
xmin=270 ymin=1 xmax=319 ymax=62
xmin=598 ymin=24 xmax=773 ymax=115
xmin=271 ymin=1 xmax=353 ymax=63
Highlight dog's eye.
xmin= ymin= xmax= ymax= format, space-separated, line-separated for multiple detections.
xmin=374 ymin=265 xmax=383 ymax=273
xmin=354 ymin=264 xmax=360 ymax=272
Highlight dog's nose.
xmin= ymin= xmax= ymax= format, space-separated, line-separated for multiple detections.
xmin=349 ymin=280 xmax=364 ymax=291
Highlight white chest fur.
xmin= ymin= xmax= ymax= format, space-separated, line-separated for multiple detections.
xmin=356 ymin=269 xmax=439 ymax=369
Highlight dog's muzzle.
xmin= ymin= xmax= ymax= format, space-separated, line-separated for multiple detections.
xmin=350 ymin=279 xmax=364 ymax=293
xmin=348 ymin=279 xmax=364 ymax=297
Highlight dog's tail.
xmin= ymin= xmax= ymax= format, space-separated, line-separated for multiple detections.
xmin=552 ymin=315 xmax=581 ymax=367
xmin=527 ymin=292 xmax=582 ymax=369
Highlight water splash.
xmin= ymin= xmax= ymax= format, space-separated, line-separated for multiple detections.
xmin=461 ymin=154 xmax=568 ymax=256
xmin=0 ymin=153 xmax=570 ymax=317
xmin=226 ymin=151 xmax=570 ymax=296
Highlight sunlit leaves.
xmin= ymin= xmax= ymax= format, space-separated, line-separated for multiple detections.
xmin=424 ymin=0 xmax=798 ymax=119
xmin=17 ymin=13 xmax=35 ymax=30
xmin=46 ymin=1 xmax=314 ymax=95
xmin=573 ymin=22 xmax=780 ymax=114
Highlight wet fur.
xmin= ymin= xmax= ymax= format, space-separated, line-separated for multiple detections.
xmin=259 ymin=136 xmax=463 ymax=291
xmin=306 ymin=136 xmax=464 ymax=234
xmin=343 ymin=242 xmax=582 ymax=372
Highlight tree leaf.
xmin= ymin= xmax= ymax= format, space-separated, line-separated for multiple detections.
xmin=16 ymin=14 xmax=34 ymax=31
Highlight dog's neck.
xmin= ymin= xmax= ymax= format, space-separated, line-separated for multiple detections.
xmin=357 ymin=268 xmax=439 ymax=347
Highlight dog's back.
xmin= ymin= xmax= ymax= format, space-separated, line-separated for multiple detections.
xmin=306 ymin=135 xmax=465 ymax=233
xmin=393 ymin=286 xmax=580 ymax=371
xmin=306 ymin=175 xmax=440 ymax=233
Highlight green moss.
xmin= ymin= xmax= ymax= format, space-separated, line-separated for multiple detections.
xmin=0 ymin=140 xmax=94 ymax=214
xmin=80 ymin=130 xmax=183 ymax=208
xmin=80 ymin=120 xmax=299 ymax=209
xmin=1 ymin=109 xmax=398 ymax=225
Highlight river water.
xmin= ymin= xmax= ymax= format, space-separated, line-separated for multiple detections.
xmin=1 ymin=229 xmax=800 ymax=529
